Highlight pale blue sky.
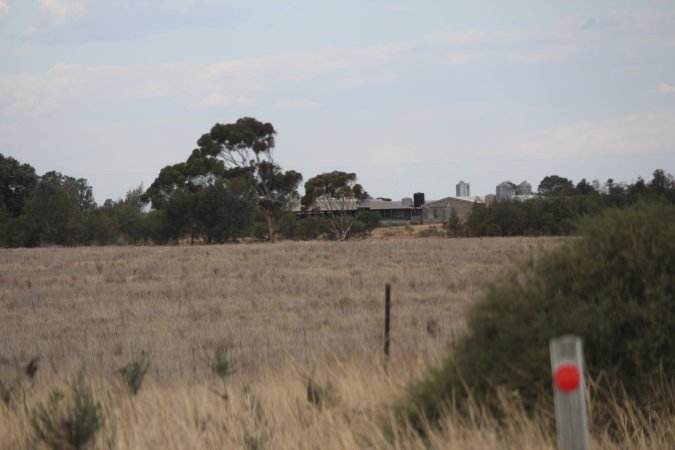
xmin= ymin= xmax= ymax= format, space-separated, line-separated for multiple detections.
xmin=1 ymin=0 xmax=674 ymax=202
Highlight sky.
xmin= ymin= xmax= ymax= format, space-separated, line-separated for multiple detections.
xmin=1 ymin=0 xmax=674 ymax=203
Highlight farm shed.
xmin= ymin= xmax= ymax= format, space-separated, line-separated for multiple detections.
xmin=294 ymin=197 xmax=414 ymax=224
xmin=420 ymin=196 xmax=484 ymax=223
xmin=359 ymin=198 xmax=414 ymax=224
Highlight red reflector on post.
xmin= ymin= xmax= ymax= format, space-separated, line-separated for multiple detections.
xmin=553 ymin=364 xmax=581 ymax=392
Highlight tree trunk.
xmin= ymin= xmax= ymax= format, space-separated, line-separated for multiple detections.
xmin=264 ymin=211 xmax=275 ymax=242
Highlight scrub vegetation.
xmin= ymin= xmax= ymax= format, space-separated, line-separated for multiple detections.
xmin=1 ymin=227 xmax=672 ymax=448
xmin=403 ymin=202 xmax=675 ymax=439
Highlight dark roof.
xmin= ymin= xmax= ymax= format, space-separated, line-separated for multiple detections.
xmin=360 ymin=198 xmax=411 ymax=210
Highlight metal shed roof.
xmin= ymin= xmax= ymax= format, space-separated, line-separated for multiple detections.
xmin=423 ymin=196 xmax=484 ymax=207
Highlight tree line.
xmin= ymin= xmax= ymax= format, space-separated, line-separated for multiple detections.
xmin=0 ymin=118 xmax=379 ymax=247
xmin=0 ymin=156 xmax=153 ymax=247
xmin=2 ymin=117 xmax=674 ymax=247
xmin=447 ymin=170 xmax=675 ymax=237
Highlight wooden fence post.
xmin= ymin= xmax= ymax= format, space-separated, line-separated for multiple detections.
xmin=550 ymin=335 xmax=590 ymax=450
xmin=384 ymin=284 xmax=391 ymax=363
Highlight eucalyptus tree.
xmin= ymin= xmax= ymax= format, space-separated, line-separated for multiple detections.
xmin=144 ymin=150 xmax=255 ymax=243
xmin=0 ymin=153 xmax=38 ymax=217
xmin=193 ymin=117 xmax=303 ymax=241
xmin=538 ymin=175 xmax=575 ymax=196
xmin=22 ymin=171 xmax=96 ymax=245
xmin=301 ymin=171 xmax=369 ymax=241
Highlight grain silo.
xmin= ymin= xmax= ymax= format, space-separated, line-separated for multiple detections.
xmin=496 ymin=182 xmax=514 ymax=202
xmin=456 ymin=180 xmax=470 ymax=197
xmin=517 ymin=180 xmax=532 ymax=195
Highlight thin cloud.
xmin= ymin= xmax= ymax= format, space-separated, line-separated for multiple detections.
xmin=335 ymin=73 xmax=394 ymax=86
xmin=206 ymin=51 xmax=349 ymax=85
xmin=507 ymin=48 xmax=568 ymax=64
xmin=425 ymin=29 xmax=531 ymax=45
xmin=580 ymin=17 xmax=620 ymax=30
xmin=368 ymin=145 xmax=420 ymax=167
xmin=0 ymin=62 xmax=193 ymax=117
xmin=656 ymin=83 xmax=675 ymax=95
xmin=122 ymin=81 xmax=172 ymax=100
xmin=444 ymin=52 xmax=475 ymax=65
xmin=0 ymin=0 xmax=10 ymax=23
xmin=40 ymin=0 xmax=87 ymax=25
xmin=0 ymin=63 xmax=89 ymax=117
xmin=191 ymin=93 xmax=256 ymax=109
xmin=274 ymin=100 xmax=320 ymax=111
xmin=27 ymin=2 xmax=245 ymax=43
xmin=510 ymin=112 xmax=675 ymax=158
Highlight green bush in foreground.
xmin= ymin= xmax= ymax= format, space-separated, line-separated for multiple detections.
xmin=403 ymin=202 xmax=675 ymax=431
xmin=31 ymin=376 xmax=103 ymax=450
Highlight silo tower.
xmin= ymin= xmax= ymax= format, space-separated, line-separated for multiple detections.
xmin=456 ymin=180 xmax=470 ymax=197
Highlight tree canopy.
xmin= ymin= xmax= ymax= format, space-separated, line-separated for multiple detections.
xmin=22 ymin=171 xmax=96 ymax=246
xmin=0 ymin=153 xmax=38 ymax=217
xmin=537 ymin=175 xmax=575 ymax=196
xmin=192 ymin=117 xmax=303 ymax=241
xmin=301 ymin=171 xmax=369 ymax=241
xmin=144 ymin=148 xmax=256 ymax=243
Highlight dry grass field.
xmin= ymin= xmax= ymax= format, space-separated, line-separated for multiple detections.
xmin=1 ymin=236 xmax=671 ymax=449
xmin=0 ymin=237 xmax=560 ymax=380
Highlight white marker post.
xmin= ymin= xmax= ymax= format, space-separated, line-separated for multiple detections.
xmin=550 ymin=335 xmax=590 ymax=450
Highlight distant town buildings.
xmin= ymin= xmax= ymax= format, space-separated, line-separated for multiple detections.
xmin=296 ymin=177 xmax=535 ymax=224
xmin=456 ymin=180 xmax=470 ymax=197
xmin=295 ymin=192 xmax=484 ymax=224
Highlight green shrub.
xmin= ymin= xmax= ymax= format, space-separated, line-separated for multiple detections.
xmin=416 ymin=227 xmax=444 ymax=238
xmin=306 ymin=375 xmax=337 ymax=409
xmin=358 ymin=211 xmax=382 ymax=232
xmin=0 ymin=379 xmax=14 ymax=405
xmin=250 ymin=222 xmax=269 ymax=240
xmin=210 ymin=345 xmax=235 ymax=379
xmin=297 ymin=216 xmax=330 ymax=240
xmin=120 ymin=351 xmax=150 ymax=395
xmin=205 ymin=344 xmax=235 ymax=400
xmin=346 ymin=219 xmax=367 ymax=238
xmin=31 ymin=376 xmax=103 ymax=450
xmin=403 ymin=202 xmax=675 ymax=430
xmin=276 ymin=213 xmax=300 ymax=240
xmin=445 ymin=210 xmax=462 ymax=236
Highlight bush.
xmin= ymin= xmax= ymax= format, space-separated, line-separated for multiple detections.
xmin=416 ymin=227 xmax=444 ymax=238
xmin=297 ymin=216 xmax=330 ymax=240
xmin=250 ymin=222 xmax=269 ymax=240
xmin=210 ymin=345 xmax=235 ymax=380
xmin=0 ymin=379 xmax=14 ymax=405
xmin=346 ymin=219 xmax=366 ymax=238
xmin=31 ymin=376 xmax=103 ymax=450
xmin=403 ymin=202 xmax=675 ymax=431
xmin=306 ymin=374 xmax=337 ymax=410
xmin=120 ymin=352 xmax=150 ymax=395
xmin=358 ymin=211 xmax=381 ymax=232
xmin=446 ymin=210 xmax=462 ymax=236
xmin=205 ymin=344 xmax=235 ymax=400
xmin=276 ymin=213 xmax=300 ymax=240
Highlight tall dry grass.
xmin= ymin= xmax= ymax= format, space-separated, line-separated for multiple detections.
xmin=0 ymin=237 xmax=559 ymax=380
xmin=1 ymin=359 xmax=671 ymax=449
xmin=1 ymin=237 xmax=671 ymax=449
